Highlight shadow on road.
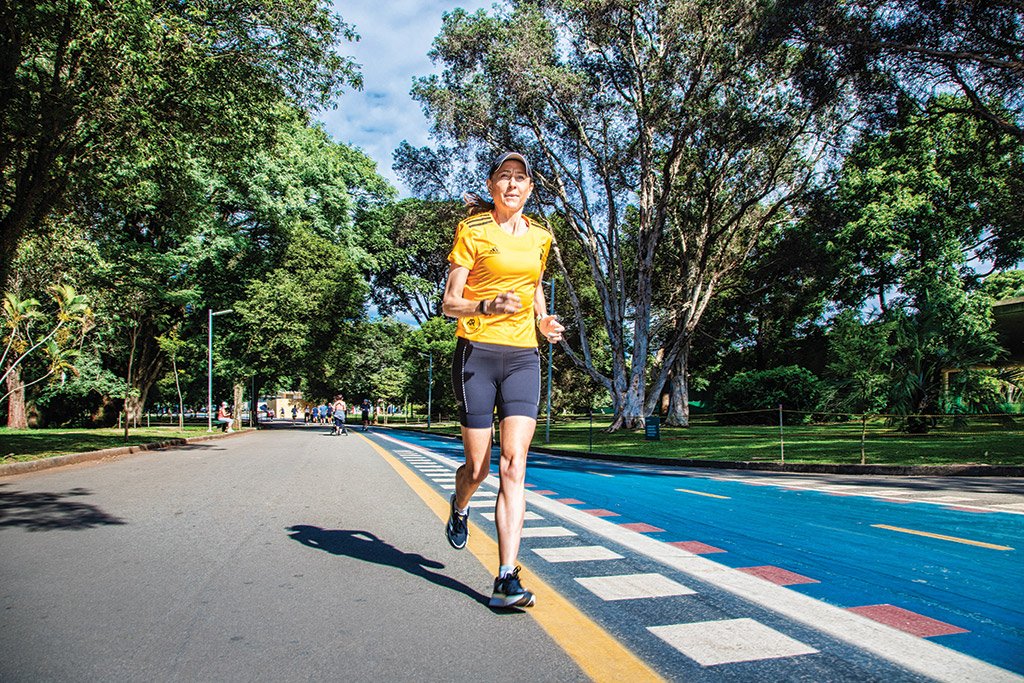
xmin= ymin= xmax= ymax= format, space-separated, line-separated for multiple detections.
xmin=0 ymin=484 xmax=126 ymax=531
xmin=286 ymin=524 xmax=488 ymax=605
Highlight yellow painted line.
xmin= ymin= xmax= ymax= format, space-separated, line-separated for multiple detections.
xmin=872 ymin=524 xmax=1014 ymax=551
xmin=676 ymin=488 xmax=730 ymax=500
xmin=361 ymin=435 xmax=664 ymax=683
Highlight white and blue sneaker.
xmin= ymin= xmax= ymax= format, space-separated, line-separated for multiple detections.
xmin=489 ymin=566 xmax=535 ymax=608
xmin=445 ymin=493 xmax=468 ymax=549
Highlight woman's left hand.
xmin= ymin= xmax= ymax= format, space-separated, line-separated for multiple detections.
xmin=538 ymin=315 xmax=565 ymax=344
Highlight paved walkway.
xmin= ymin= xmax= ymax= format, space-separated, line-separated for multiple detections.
xmin=0 ymin=428 xmax=602 ymax=682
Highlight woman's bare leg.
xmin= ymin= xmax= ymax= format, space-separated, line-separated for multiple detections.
xmin=494 ymin=416 xmax=537 ymax=567
xmin=455 ymin=426 xmax=493 ymax=508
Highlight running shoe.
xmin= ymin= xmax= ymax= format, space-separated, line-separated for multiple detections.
xmin=489 ymin=566 xmax=535 ymax=608
xmin=445 ymin=493 xmax=468 ymax=549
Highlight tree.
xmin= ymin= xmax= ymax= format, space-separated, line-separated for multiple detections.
xmin=414 ymin=0 xmax=850 ymax=429
xmin=0 ymin=0 xmax=362 ymax=288
xmin=824 ymin=99 xmax=1023 ymax=429
xmin=830 ymin=97 xmax=1024 ymax=312
xmin=982 ymin=270 xmax=1024 ymax=301
xmin=1 ymin=285 xmax=93 ymax=427
xmin=788 ymin=0 xmax=1024 ymax=141
xmin=357 ymin=198 xmax=463 ymax=323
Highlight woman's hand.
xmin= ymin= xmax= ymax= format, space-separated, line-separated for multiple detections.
xmin=537 ymin=314 xmax=564 ymax=343
xmin=490 ymin=290 xmax=521 ymax=314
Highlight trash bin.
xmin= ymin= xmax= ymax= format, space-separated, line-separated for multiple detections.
xmin=644 ymin=415 xmax=660 ymax=441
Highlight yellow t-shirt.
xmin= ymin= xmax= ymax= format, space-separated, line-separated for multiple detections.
xmin=448 ymin=212 xmax=552 ymax=348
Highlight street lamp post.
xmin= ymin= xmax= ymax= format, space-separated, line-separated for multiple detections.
xmin=425 ymin=352 xmax=433 ymax=429
xmin=207 ymin=308 xmax=233 ymax=432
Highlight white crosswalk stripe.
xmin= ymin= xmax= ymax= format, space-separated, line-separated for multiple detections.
xmin=576 ymin=573 xmax=695 ymax=600
xmin=532 ymin=545 xmax=624 ymax=563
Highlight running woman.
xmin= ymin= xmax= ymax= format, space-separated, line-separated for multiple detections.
xmin=441 ymin=151 xmax=564 ymax=608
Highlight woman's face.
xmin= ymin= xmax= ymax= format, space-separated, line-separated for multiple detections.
xmin=487 ymin=160 xmax=533 ymax=213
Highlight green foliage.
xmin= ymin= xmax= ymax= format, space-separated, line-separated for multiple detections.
xmin=356 ymin=198 xmax=462 ymax=323
xmin=821 ymin=311 xmax=894 ymax=416
xmin=981 ymin=270 xmax=1024 ymax=301
xmin=714 ymin=366 xmax=822 ymax=425
xmin=1 ymin=0 xmax=363 ymax=287
xmin=788 ymin=0 xmax=1024 ymax=141
xmin=831 ymin=96 xmax=1024 ymax=307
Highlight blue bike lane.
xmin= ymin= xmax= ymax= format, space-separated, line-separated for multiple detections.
xmin=382 ymin=429 xmax=1023 ymax=676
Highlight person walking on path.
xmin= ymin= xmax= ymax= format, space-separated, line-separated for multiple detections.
xmin=441 ymin=151 xmax=564 ymax=608
xmin=360 ymin=398 xmax=371 ymax=432
xmin=332 ymin=395 xmax=349 ymax=436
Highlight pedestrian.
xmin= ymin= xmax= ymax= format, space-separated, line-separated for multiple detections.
xmin=332 ymin=395 xmax=348 ymax=435
xmin=304 ymin=406 xmax=311 ymax=424
xmin=216 ymin=401 xmax=234 ymax=433
xmin=360 ymin=398 xmax=371 ymax=432
xmin=441 ymin=151 xmax=563 ymax=608
xmin=292 ymin=406 xmax=298 ymax=421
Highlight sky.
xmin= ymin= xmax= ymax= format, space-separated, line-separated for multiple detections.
xmin=318 ymin=1 xmax=492 ymax=196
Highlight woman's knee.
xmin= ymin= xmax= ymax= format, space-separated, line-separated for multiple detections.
xmin=499 ymin=451 xmax=527 ymax=483
xmin=460 ymin=462 xmax=490 ymax=486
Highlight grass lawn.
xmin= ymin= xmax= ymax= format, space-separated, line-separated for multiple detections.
xmin=0 ymin=425 xmax=236 ymax=463
xmin=425 ymin=416 xmax=1024 ymax=467
xmin=4 ymin=417 xmax=1020 ymax=468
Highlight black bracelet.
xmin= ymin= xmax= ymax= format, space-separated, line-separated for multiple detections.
xmin=477 ymin=300 xmax=487 ymax=315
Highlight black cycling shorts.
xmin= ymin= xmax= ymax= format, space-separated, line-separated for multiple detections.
xmin=451 ymin=337 xmax=541 ymax=429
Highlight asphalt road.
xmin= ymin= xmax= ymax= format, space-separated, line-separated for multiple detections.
xmin=0 ymin=428 xmax=586 ymax=682
xmin=3 ymin=425 xmax=1022 ymax=682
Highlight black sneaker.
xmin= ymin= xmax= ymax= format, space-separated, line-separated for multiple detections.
xmin=489 ymin=566 xmax=535 ymax=608
xmin=445 ymin=493 xmax=468 ymax=549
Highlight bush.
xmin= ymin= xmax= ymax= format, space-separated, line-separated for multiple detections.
xmin=713 ymin=366 xmax=821 ymax=425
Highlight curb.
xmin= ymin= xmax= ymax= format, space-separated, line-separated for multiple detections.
xmin=0 ymin=430 xmax=247 ymax=478
xmin=379 ymin=426 xmax=1024 ymax=477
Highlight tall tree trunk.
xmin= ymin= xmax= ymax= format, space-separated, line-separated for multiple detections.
xmin=5 ymin=363 xmax=28 ymax=429
xmin=665 ymin=344 xmax=691 ymax=428
xmin=124 ymin=323 xmax=165 ymax=426
xmin=232 ymin=382 xmax=244 ymax=430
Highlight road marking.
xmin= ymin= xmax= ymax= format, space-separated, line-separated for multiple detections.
xmin=872 ymin=524 xmax=1014 ymax=551
xmin=587 ymin=471 xmax=615 ymax=477
xmin=521 ymin=525 xmax=577 ymax=538
xmin=378 ymin=431 xmax=1021 ymax=683
xmin=521 ymin=478 xmax=1022 ymax=682
xmin=650 ymin=618 xmax=818 ymax=666
xmin=534 ymin=545 xmax=624 ymax=563
xmin=576 ymin=573 xmax=696 ymax=601
xmin=364 ymin=433 xmax=664 ymax=683
xmin=676 ymin=488 xmax=730 ymax=499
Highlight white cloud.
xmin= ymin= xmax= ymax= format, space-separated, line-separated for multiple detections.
xmin=320 ymin=1 xmax=493 ymax=195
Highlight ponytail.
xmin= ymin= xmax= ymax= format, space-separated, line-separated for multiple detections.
xmin=462 ymin=192 xmax=494 ymax=216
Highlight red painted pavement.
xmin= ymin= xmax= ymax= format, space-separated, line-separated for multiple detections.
xmin=669 ymin=541 xmax=726 ymax=554
xmin=533 ymin=490 xmax=557 ymax=495
xmin=620 ymin=522 xmax=664 ymax=533
xmin=737 ymin=565 xmax=820 ymax=585
xmin=583 ymin=509 xmax=620 ymax=517
xmin=555 ymin=498 xmax=585 ymax=505
xmin=847 ymin=604 xmax=969 ymax=637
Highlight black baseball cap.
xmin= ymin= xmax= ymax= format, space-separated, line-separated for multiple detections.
xmin=488 ymin=151 xmax=532 ymax=177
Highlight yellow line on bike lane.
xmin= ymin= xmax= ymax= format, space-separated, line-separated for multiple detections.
xmin=872 ymin=524 xmax=1014 ymax=551
xmin=363 ymin=435 xmax=664 ymax=683
xmin=676 ymin=488 xmax=731 ymax=499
